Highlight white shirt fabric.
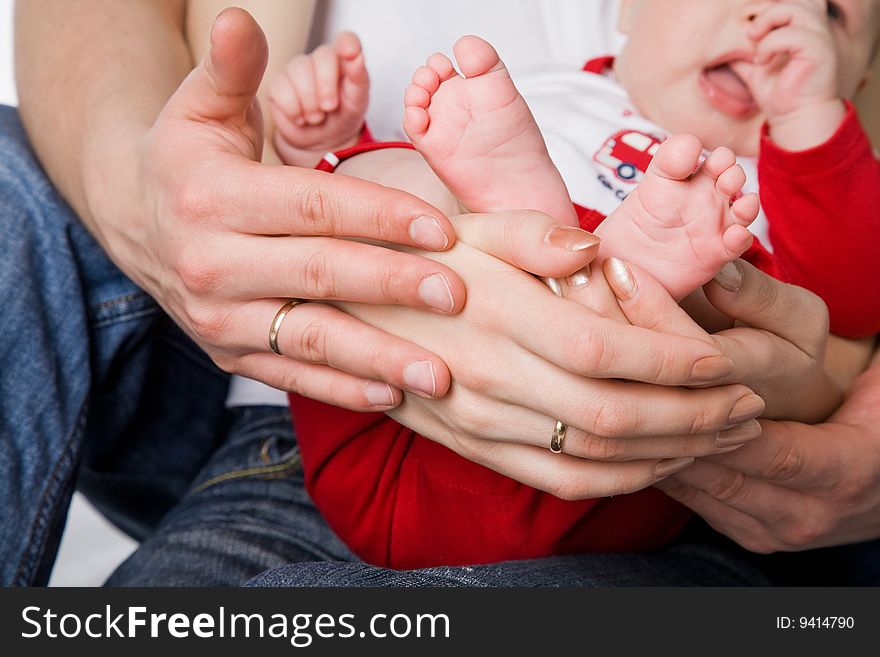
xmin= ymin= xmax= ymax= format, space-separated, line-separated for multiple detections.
xmin=517 ymin=62 xmax=769 ymax=243
xmin=227 ymin=0 xmax=626 ymax=407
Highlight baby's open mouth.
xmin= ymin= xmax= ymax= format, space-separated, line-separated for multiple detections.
xmin=700 ymin=61 xmax=758 ymax=118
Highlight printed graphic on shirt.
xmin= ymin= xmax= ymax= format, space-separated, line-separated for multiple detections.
xmin=593 ymin=129 xmax=664 ymax=185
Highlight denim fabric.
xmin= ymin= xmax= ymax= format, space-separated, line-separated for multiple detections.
xmin=0 ymin=106 xmax=230 ymax=585
xmin=106 ymin=406 xmax=357 ymax=586
xmin=3 ymin=103 xmax=879 ymax=589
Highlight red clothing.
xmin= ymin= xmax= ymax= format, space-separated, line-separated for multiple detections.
xmin=290 ymin=74 xmax=880 ymax=570
xmin=758 ymin=103 xmax=880 ymax=337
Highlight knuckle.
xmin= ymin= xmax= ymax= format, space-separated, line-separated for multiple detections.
xmin=588 ymin=396 xmax=634 ymax=439
xmin=299 ymin=245 xmax=340 ymax=299
xmin=571 ymin=327 xmax=611 ymax=375
xmin=177 ymin=254 xmax=223 ymax=297
xmin=169 ymin=179 xmax=215 ymax=224
xmin=648 ymin=345 xmax=679 ymax=383
xmin=687 ymin=402 xmax=718 ymax=435
xmin=706 ymin=470 xmax=749 ymax=503
xmin=295 ymin=318 xmax=331 ymax=364
xmin=550 ymin=475 xmax=590 ymax=501
xmin=187 ymin=304 xmax=229 ymax=345
xmin=780 ymin=513 xmax=829 ymax=549
xmin=291 ymin=186 xmax=333 ymax=234
xmin=458 ymin=363 xmax=495 ymax=396
xmin=582 ymin=435 xmax=628 ymax=461
xmin=375 ymin=262 xmax=407 ymax=305
xmin=275 ymin=365 xmax=307 ymax=394
xmin=452 ymin=402 xmax=494 ymax=439
xmin=762 ymin=441 xmax=805 ymax=481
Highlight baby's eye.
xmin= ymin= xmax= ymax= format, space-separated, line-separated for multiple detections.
xmin=826 ymin=1 xmax=842 ymax=20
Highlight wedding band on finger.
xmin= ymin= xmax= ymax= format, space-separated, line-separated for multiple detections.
xmin=269 ymin=299 xmax=305 ymax=356
xmin=550 ymin=419 xmax=567 ymax=453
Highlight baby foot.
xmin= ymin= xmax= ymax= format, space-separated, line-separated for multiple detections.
xmin=403 ymin=35 xmax=577 ymax=225
xmin=268 ymin=31 xmax=370 ymax=167
xmin=597 ymin=133 xmax=760 ymax=300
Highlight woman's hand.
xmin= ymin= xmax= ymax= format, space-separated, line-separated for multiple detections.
xmin=332 ymin=211 xmax=766 ymax=500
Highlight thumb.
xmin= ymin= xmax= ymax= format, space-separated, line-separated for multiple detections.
xmin=168 ymin=7 xmax=268 ymax=125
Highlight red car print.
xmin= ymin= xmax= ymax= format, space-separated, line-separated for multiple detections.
xmin=594 ymin=130 xmax=663 ymax=183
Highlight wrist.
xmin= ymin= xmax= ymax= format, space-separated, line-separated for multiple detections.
xmin=766 ymin=99 xmax=846 ymax=151
xmin=80 ymin=116 xmax=155 ymax=275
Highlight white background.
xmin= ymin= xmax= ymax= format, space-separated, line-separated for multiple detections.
xmin=0 ymin=0 xmax=138 ymax=586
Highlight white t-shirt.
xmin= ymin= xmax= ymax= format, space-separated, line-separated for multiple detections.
xmin=517 ymin=62 xmax=769 ymax=243
xmin=227 ymin=0 xmax=625 ymax=406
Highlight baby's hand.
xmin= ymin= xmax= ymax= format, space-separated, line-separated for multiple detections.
xmin=746 ymin=0 xmax=846 ymax=149
xmin=268 ymin=32 xmax=370 ymax=167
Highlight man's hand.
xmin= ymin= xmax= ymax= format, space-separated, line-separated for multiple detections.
xmin=656 ymin=348 xmax=880 ymax=552
xmin=19 ymin=6 xmax=472 ymax=411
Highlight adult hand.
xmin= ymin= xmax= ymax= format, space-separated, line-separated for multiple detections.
xmin=19 ymin=3 xmax=465 ymax=410
xmin=88 ymin=9 xmax=472 ymax=411
xmin=596 ymin=255 xmax=839 ymax=423
xmin=656 ymin=346 xmax=880 ymax=552
xmin=641 ymin=261 xmax=880 ymax=552
xmin=333 ymin=211 xmax=766 ymax=500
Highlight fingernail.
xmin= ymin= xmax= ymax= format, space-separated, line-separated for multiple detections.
xmin=294 ymin=117 xmax=306 ymax=127
xmin=715 ymin=261 xmax=743 ymax=292
xmin=604 ymin=257 xmax=637 ymax=301
xmin=690 ymin=355 xmax=735 ymax=382
xmin=544 ymin=226 xmax=600 ymax=251
xmin=716 ymin=419 xmax=762 ymax=448
xmin=307 ymin=112 xmax=325 ymax=124
xmin=320 ymin=99 xmax=338 ymax=112
xmin=543 ymin=276 xmax=563 ymax=297
xmin=727 ymin=393 xmax=766 ymax=425
xmin=418 ymin=274 xmax=455 ymax=313
xmin=654 ymin=457 xmax=695 ymax=479
xmin=566 ymin=265 xmax=592 ymax=289
xmin=365 ymin=382 xmax=396 ymax=407
xmin=409 ymin=215 xmax=449 ymax=250
xmin=404 ymin=360 xmax=437 ymax=397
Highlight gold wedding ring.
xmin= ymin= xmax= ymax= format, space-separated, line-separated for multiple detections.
xmin=541 ymin=276 xmax=568 ymax=454
xmin=269 ymin=299 xmax=304 ymax=356
xmin=550 ymin=420 xmax=568 ymax=454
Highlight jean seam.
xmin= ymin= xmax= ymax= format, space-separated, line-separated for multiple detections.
xmin=233 ymin=413 xmax=294 ymax=437
xmin=191 ymin=452 xmax=302 ymax=494
xmin=13 ymin=399 xmax=86 ymax=586
xmin=91 ymin=307 xmax=160 ymax=330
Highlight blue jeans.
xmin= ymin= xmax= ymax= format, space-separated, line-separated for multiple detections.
xmin=1 ymin=105 xmax=877 ymax=587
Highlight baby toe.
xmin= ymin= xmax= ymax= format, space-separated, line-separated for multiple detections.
xmin=731 ymin=193 xmax=760 ymax=227
xmin=403 ymin=106 xmax=430 ymax=140
xmin=411 ymin=65 xmax=442 ymax=94
xmin=452 ymin=35 xmax=503 ymax=78
xmin=649 ymin=133 xmax=703 ymax=181
xmin=404 ymin=83 xmax=431 ymax=109
xmin=426 ymin=53 xmax=457 ymax=82
xmin=716 ymin=163 xmax=747 ymax=197
xmin=703 ymin=147 xmax=737 ymax=179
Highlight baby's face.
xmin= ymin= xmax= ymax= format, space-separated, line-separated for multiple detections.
xmin=613 ymin=0 xmax=879 ymax=155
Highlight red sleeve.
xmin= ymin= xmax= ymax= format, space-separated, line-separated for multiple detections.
xmin=758 ymin=101 xmax=880 ymax=337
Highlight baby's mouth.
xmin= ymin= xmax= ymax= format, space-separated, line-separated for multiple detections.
xmin=700 ymin=61 xmax=758 ymax=118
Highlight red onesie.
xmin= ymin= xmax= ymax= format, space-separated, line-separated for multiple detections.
xmin=289 ymin=73 xmax=880 ymax=570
